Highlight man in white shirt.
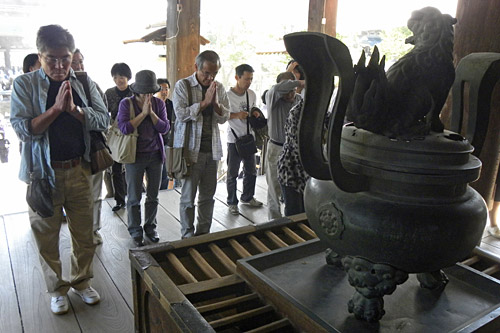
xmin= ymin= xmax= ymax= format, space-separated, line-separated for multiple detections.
xmin=226 ymin=64 xmax=264 ymax=215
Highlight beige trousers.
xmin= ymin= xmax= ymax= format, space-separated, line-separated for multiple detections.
xmin=265 ymin=141 xmax=283 ymax=220
xmin=29 ymin=161 xmax=96 ymax=297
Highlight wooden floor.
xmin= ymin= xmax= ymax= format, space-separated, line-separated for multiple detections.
xmin=0 ymin=176 xmax=273 ymax=333
xmin=1 ymin=175 xmax=500 ymax=333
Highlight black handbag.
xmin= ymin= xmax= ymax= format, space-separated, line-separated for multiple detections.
xmin=248 ymin=106 xmax=268 ymax=148
xmin=26 ymin=138 xmax=54 ymax=218
xmin=233 ymin=131 xmax=258 ymax=157
xmin=248 ymin=106 xmax=267 ymax=129
xmin=230 ymin=91 xmax=257 ymax=157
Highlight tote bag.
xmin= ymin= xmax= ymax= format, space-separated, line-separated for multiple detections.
xmin=107 ymin=99 xmax=138 ymax=164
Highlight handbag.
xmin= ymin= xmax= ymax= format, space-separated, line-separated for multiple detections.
xmin=75 ymin=71 xmax=113 ymax=173
xmin=248 ymin=106 xmax=267 ymax=130
xmin=106 ymin=99 xmax=138 ymax=164
xmin=232 ymin=130 xmax=258 ymax=157
xmin=248 ymin=106 xmax=268 ymax=148
xmin=167 ymin=79 xmax=192 ymax=180
xmin=230 ymin=91 xmax=257 ymax=157
xmin=26 ymin=138 xmax=54 ymax=218
xmin=166 ymin=145 xmax=190 ymax=179
xmin=90 ymin=131 xmax=114 ymax=174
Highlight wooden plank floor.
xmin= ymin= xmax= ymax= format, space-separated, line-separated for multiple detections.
xmin=1 ymin=175 xmax=500 ymax=333
xmin=0 ymin=176 xmax=271 ymax=333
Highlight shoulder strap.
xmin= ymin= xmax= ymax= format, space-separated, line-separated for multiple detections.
xmin=29 ymin=136 xmax=33 ymax=175
xmin=183 ymin=79 xmax=192 ymax=105
xmin=127 ymin=98 xmax=138 ymax=136
xmin=231 ymin=127 xmax=239 ymax=140
xmin=127 ymin=98 xmax=136 ymax=120
xmin=181 ymin=79 xmax=191 ymax=150
xmin=75 ymin=71 xmax=92 ymax=108
xmin=245 ymin=91 xmax=250 ymax=135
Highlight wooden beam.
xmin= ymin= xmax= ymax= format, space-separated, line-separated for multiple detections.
xmin=308 ymin=0 xmax=338 ymax=36
xmin=441 ymin=0 xmax=500 ymax=207
xmin=308 ymin=0 xmax=324 ymax=33
xmin=323 ymin=0 xmax=338 ymax=37
xmin=166 ymin=0 xmax=200 ymax=88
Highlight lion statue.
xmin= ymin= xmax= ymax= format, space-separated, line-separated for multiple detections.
xmin=346 ymin=7 xmax=457 ymax=138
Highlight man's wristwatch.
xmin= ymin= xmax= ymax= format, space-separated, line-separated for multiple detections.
xmin=76 ymin=106 xmax=84 ymax=115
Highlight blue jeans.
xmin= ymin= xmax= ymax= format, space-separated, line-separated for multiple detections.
xmin=226 ymin=143 xmax=257 ymax=205
xmin=160 ymin=156 xmax=169 ymax=190
xmin=281 ymin=184 xmax=305 ymax=216
xmin=179 ymin=151 xmax=218 ymax=238
xmin=125 ymin=151 xmax=162 ymax=238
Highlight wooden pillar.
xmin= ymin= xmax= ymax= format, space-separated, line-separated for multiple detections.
xmin=442 ymin=0 xmax=500 ymax=207
xmin=323 ymin=0 xmax=338 ymax=37
xmin=308 ymin=0 xmax=338 ymax=37
xmin=166 ymin=0 xmax=200 ymax=87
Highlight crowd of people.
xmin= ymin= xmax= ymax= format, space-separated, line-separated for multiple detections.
xmin=11 ymin=23 xmax=499 ymax=317
xmin=9 ymin=24 xmax=309 ymax=316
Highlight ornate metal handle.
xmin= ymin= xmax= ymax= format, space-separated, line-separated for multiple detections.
xmin=450 ymin=53 xmax=500 ymax=157
xmin=284 ymin=32 xmax=367 ymax=192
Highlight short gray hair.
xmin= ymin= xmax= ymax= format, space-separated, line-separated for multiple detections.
xmin=195 ymin=50 xmax=221 ymax=70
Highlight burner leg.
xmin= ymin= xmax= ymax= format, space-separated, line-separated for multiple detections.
xmin=342 ymin=256 xmax=409 ymax=322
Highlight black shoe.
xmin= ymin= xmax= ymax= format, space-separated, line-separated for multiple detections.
xmin=145 ymin=230 xmax=160 ymax=243
xmin=112 ymin=203 xmax=125 ymax=212
xmin=132 ymin=236 xmax=144 ymax=247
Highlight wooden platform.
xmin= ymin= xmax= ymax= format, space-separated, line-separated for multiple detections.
xmin=0 ymin=176 xmax=271 ymax=333
xmin=1 ymin=174 xmax=500 ymax=332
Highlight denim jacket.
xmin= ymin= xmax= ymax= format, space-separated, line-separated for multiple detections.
xmin=10 ymin=68 xmax=110 ymax=187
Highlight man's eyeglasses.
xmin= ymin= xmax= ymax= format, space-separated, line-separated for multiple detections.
xmin=42 ymin=55 xmax=72 ymax=66
xmin=202 ymin=71 xmax=217 ymax=79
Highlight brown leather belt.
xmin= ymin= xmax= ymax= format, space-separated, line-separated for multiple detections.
xmin=51 ymin=157 xmax=81 ymax=169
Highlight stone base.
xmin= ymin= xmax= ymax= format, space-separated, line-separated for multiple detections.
xmin=237 ymin=239 xmax=500 ymax=332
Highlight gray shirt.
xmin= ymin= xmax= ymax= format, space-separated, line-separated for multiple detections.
xmin=266 ymin=80 xmax=302 ymax=144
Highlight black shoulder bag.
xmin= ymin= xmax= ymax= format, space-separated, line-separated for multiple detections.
xmin=75 ymin=71 xmax=114 ymax=174
xmin=231 ymin=91 xmax=258 ymax=157
xmin=26 ymin=138 xmax=54 ymax=218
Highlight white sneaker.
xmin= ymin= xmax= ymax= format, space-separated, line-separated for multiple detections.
xmin=240 ymin=197 xmax=263 ymax=207
xmin=93 ymin=230 xmax=103 ymax=245
xmin=71 ymin=286 xmax=100 ymax=305
xmin=51 ymin=295 xmax=69 ymax=315
xmin=488 ymin=226 xmax=500 ymax=239
xmin=228 ymin=205 xmax=239 ymax=215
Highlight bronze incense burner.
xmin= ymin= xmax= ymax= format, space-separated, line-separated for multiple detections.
xmin=284 ymin=7 xmax=487 ymax=322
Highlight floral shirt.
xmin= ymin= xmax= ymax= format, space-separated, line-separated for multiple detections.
xmin=278 ymin=99 xmax=310 ymax=193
